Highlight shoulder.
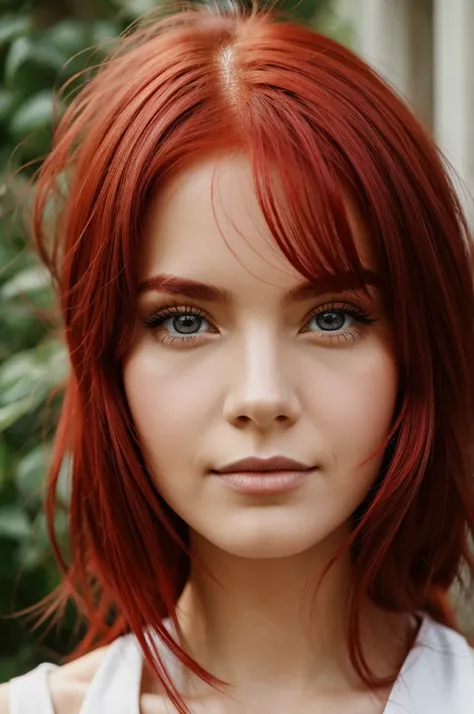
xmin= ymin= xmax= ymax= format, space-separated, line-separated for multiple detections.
xmin=48 ymin=646 xmax=109 ymax=714
xmin=423 ymin=617 xmax=474 ymax=659
xmin=0 ymin=683 xmax=10 ymax=713
xmin=418 ymin=618 xmax=474 ymax=692
xmin=0 ymin=646 xmax=108 ymax=714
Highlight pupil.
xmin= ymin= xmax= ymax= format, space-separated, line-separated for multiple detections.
xmin=174 ymin=315 xmax=201 ymax=334
xmin=317 ymin=311 xmax=344 ymax=331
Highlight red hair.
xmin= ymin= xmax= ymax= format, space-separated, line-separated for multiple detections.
xmin=31 ymin=1 xmax=474 ymax=710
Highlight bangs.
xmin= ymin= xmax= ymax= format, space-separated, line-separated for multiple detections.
xmin=247 ymin=120 xmax=376 ymax=299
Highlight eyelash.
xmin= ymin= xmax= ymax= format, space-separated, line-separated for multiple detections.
xmin=142 ymin=301 xmax=376 ymax=347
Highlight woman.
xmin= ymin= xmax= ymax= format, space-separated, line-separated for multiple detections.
xmin=2 ymin=1 xmax=474 ymax=712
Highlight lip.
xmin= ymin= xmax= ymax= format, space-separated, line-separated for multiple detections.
xmin=212 ymin=456 xmax=315 ymax=495
xmin=215 ymin=470 xmax=313 ymax=494
xmin=214 ymin=456 xmax=313 ymax=474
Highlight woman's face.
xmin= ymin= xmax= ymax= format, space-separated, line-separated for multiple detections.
xmin=123 ymin=155 xmax=397 ymax=559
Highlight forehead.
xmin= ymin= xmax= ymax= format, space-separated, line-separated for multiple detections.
xmin=140 ymin=153 xmax=375 ymax=293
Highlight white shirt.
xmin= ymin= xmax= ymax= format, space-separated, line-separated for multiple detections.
xmin=8 ymin=615 xmax=474 ymax=713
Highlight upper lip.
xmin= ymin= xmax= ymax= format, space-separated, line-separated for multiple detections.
xmin=214 ymin=456 xmax=313 ymax=474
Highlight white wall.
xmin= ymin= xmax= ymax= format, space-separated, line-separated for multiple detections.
xmin=433 ymin=0 xmax=473 ymax=219
xmin=335 ymin=0 xmax=474 ymax=223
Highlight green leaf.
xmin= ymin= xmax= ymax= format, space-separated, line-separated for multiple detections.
xmin=1 ymin=265 xmax=51 ymax=300
xmin=0 ymin=353 xmax=47 ymax=405
xmin=56 ymin=452 xmax=72 ymax=504
xmin=0 ymin=506 xmax=31 ymax=540
xmin=0 ymin=16 xmax=31 ymax=50
xmin=0 ymin=396 xmax=43 ymax=430
xmin=15 ymin=540 xmax=42 ymax=571
xmin=44 ymin=20 xmax=89 ymax=57
xmin=28 ymin=42 xmax=69 ymax=73
xmin=110 ymin=0 xmax=158 ymax=16
xmin=4 ymin=35 xmax=70 ymax=86
xmin=91 ymin=20 xmax=122 ymax=46
xmin=9 ymin=91 xmax=55 ymax=136
xmin=0 ymin=439 xmax=9 ymax=490
xmin=34 ymin=339 xmax=69 ymax=375
xmin=0 ymin=89 xmax=16 ymax=123
xmin=52 ymin=509 xmax=68 ymax=542
xmin=32 ymin=512 xmax=50 ymax=550
xmin=4 ymin=36 xmax=33 ymax=86
xmin=0 ymin=340 xmax=67 ymax=407
xmin=16 ymin=444 xmax=51 ymax=496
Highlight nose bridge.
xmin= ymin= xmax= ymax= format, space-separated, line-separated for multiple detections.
xmin=223 ymin=326 xmax=300 ymax=428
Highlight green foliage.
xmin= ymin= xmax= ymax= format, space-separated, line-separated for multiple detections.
xmin=0 ymin=0 xmax=337 ymax=682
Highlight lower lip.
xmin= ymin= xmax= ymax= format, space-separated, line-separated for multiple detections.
xmin=215 ymin=470 xmax=313 ymax=494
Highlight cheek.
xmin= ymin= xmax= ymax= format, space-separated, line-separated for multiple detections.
xmin=319 ymin=343 xmax=398 ymax=465
xmin=122 ymin=347 xmax=213 ymax=460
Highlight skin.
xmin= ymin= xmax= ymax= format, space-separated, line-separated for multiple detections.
xmin=0 ymin=154 xmax=412 ymax=714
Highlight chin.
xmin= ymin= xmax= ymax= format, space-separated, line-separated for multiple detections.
xmin=221 ymin=542 xmax=314 ymax=559
xmin=203 ymin=523 xmax=333 ymax=560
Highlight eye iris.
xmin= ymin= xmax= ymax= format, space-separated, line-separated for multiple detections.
xmin=173 ymin=314 xmax=202 ymax=334
xmin=316 ymin=311 xmax=345 ymax=331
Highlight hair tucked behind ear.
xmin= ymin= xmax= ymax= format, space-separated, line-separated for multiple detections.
xmin=29 ymin=1 xmax=474 ymax=711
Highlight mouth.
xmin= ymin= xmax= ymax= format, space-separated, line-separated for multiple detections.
xmin=215 ymin=456 xmax=313 ymax=474
xmin=212 ymin=456 xmax=316 ymax=495
xmin=214 ymin=470 xmax=314 ymax=494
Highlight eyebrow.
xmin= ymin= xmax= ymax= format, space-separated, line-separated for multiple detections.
xmin=137 ymin=270 xmax=380 ymax=306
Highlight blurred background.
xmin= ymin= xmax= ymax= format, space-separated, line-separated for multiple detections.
xmin=0 ymin=0 xmax=473 ymax=681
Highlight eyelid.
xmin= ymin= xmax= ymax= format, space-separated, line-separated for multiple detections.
xmin=302 ymin=297 xmax=374 ymax=321
xmin=142 ymin=302 xmax=214 ymax=327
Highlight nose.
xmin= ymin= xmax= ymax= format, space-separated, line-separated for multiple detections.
xmin=223 ymin=335 xmax=301 ymax=431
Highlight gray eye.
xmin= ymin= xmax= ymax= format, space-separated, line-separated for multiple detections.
xmin=168 ymin=314 xmax=208 ymax=334
xmin=311 ymin=311 xmax=347 ymax=332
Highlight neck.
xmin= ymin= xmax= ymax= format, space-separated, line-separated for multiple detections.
xmin=172 ymin=529 xmax=412 ymax=703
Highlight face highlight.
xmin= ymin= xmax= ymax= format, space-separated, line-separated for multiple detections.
xmin=122 ymin=155 xmax=397 ymax=560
